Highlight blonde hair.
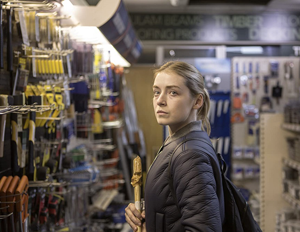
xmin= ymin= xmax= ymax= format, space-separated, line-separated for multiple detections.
xmin=154 ymin=61 xmax=211 ymax=135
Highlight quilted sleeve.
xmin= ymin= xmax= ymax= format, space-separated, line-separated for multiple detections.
xmin=171 ymin=149 xmax=222 ymax=232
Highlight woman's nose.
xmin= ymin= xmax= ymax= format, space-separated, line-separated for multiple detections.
xmin=156 ymin=94 xmax=166 ymax=106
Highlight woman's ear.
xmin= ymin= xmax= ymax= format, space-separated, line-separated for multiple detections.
xmin=193 ymin=94 xmax=203 ymax=109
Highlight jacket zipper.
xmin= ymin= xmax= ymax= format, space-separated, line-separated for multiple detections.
xmin=147 ymin=144 xmax=164 ymax=173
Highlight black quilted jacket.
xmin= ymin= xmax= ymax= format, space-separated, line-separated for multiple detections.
xmin=145 ymin=121 xmax=225 ymax=232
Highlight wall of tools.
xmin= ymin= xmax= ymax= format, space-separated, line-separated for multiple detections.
xmin=231 ymin=56 xmax=300 ymax=225
xmin=0 ymin=1 xmax=143 ymax=231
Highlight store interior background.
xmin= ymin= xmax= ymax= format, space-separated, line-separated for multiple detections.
xmin=0 ymin=0 xmax=299 ymax=231
xmin=124 ymin=1 xmax=300 ymax=232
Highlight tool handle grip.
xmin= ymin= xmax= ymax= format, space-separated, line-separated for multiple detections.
xmin=0 ymin=176 xmax=13 ymax=213
xmin=16 ymin=175 xmax=28 ymax=212
xmin=7 ymin=176 xmax=19 ymax=213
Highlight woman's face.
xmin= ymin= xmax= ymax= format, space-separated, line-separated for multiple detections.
xmin=153 ymin=71 xmax=197 ymax=135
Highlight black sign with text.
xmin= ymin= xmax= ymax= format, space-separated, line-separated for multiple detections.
xmin=129 ymin=13 xmax=300 ymax=43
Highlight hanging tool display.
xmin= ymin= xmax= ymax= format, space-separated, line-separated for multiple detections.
xmin=235 ymin=62 xmax=239 ymax=89
xmin=263 ymin=75 xmax=269 ymax=94
xmin=284 ymin=61 xmax=297 ymax=97
xmin=240 ymin=62 xmax=248 ymax=87
xmin=27 ymin=96 xmax=41 ymax=181
xmin=255 ymin=62 xmax=260 ymax=90
xmin=0 ymin=5 xmax=133 ymax=229
xmin=248 ymin=62 xmax=253 ymax=91
xmin=272 ymin=81 xmax=283 ymax=105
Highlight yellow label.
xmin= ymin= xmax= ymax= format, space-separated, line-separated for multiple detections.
xmin=25 ymin=86 xmax=34 ymax=98
xmin=18 ymin=58 xmax=27 ymax=69
xmin=37 ymin=85 xmax=45 ymax=94
xmin=35 ymin=59 xmax=39 ymax=74
xmin=41 ymin=59 xmax=46 ymax=74
xmin=59 ymin=60 xmax=64 ymax=74
xmin=55 ymin=60 xmax=60 ymax=74
xmin=29 ymin=120 xmax=35 ymax=142
xmin=54 ymin=87 xmax=61 ymax=93
xmin=52 ymin=60 xmax=56 ymax=74
xmin=44 ymin=59 xmax=49 ymax=74
xmin=31 ymin=85 xmax=40 ymax=96
xmin=35 ymin=156 xmax=40 ymax=164
xmin=48 ymin=60 xmax=53 ymax=74
xmin=37 ymin=60 xmax=42 ymax=75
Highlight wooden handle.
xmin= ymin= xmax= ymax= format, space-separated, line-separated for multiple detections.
xmin=134 ymin=186 xmax=142 ymax=232
xmin=7 ymin=176 xmax=20 ymax=213
xmin=15 ymin=175 xmax=28 ymax=212
xmin=0 ymin=176 xmax=13 ymax=213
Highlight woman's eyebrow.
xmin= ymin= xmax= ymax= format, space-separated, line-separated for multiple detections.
xmin=166 ymin=85 xmax=181 ymax=89
xmin=152 ymin=85 xmax=181 ymax=89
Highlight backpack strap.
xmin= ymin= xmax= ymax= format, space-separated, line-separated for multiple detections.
xmin=168 ymin=137 xmax=227 ymax=205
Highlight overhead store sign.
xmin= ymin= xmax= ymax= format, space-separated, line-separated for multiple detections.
xmin=129 ymin=13 xmax=300 ymax=43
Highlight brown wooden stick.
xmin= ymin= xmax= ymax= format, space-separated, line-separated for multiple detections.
xmin=131 ymin=156 xmax=142 ymax=232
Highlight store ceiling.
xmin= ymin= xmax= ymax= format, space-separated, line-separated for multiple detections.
xmin=123 ymin=0 xmax=300 ymax=13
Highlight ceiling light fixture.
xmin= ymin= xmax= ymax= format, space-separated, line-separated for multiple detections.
xmin=170 ymin=0 xmax=189 ymax=6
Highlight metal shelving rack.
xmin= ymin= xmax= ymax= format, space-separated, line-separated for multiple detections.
xmin=259 ymin=113 xmax=292 ymax=232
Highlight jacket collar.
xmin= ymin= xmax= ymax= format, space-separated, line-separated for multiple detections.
xmin=164 ymin=121 xmax=202 ymax=146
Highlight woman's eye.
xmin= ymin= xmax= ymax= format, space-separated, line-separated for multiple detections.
xmin=153 ymin=91 xmax=160 ymax=96
xmin=170 ymin=91 xmax=177 ymax=95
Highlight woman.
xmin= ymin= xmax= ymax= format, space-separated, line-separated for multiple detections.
xmin=125 ymin=61 xmax=225 ymax=232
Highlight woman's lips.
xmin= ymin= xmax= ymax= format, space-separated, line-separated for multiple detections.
xmin=157 ymin=110 xmax=167 ymax=115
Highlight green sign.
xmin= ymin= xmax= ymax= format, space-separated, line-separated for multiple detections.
xmin=129 ymin=14 xmax=300 ymax=43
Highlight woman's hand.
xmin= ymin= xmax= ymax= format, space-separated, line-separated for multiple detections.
xmin=125 ymin=203 xmax=146 ymax=232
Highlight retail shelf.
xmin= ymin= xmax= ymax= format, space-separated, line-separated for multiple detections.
xmin=254 ymin=157 xmax=260 ymax=165
xmin=92 ymin=144 xmax=115 ymax=151
xmin=282 ymin=193 xmax=300 ymax=210
xmin=103 ymin=119 xmax=123 ymax=129
xmin=95 ymin=158 xmax=119 ymax=166
xmin=283 ymin=157 xmax=300 ymax=171
xmin=89 ymin=100 xmax=114 ymax=108
xmin=252 ymin=192 xmax=260 ymax=201
xmin=102 ymin=90 xmax=119 ymax=97
xmin=232 ymin=176 xmax=260 ymax=182
xmin=282 ymin=123 xmax=300 ymax=133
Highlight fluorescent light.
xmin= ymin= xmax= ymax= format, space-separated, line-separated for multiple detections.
xmin=226 ymin=46 xmax=263 ymax=54
xmin=69 ymin=26 xmax=130 ymax=67
xmin=241 ymin=47 xmax=263 ymax=54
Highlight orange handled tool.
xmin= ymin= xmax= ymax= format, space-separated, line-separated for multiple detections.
xmin=0 ymin=176 xmax=13 ymax=232
xmin=0 ymin=176 xmax=7 ymax=231
xmin=7 ymin=176 xmax=20 ymax=232
xmin=16 ymin=175 xmax=29 ymax=232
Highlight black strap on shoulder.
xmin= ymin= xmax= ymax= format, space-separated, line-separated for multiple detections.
xmin=168 ymin=137 xmax=227 ymax=205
